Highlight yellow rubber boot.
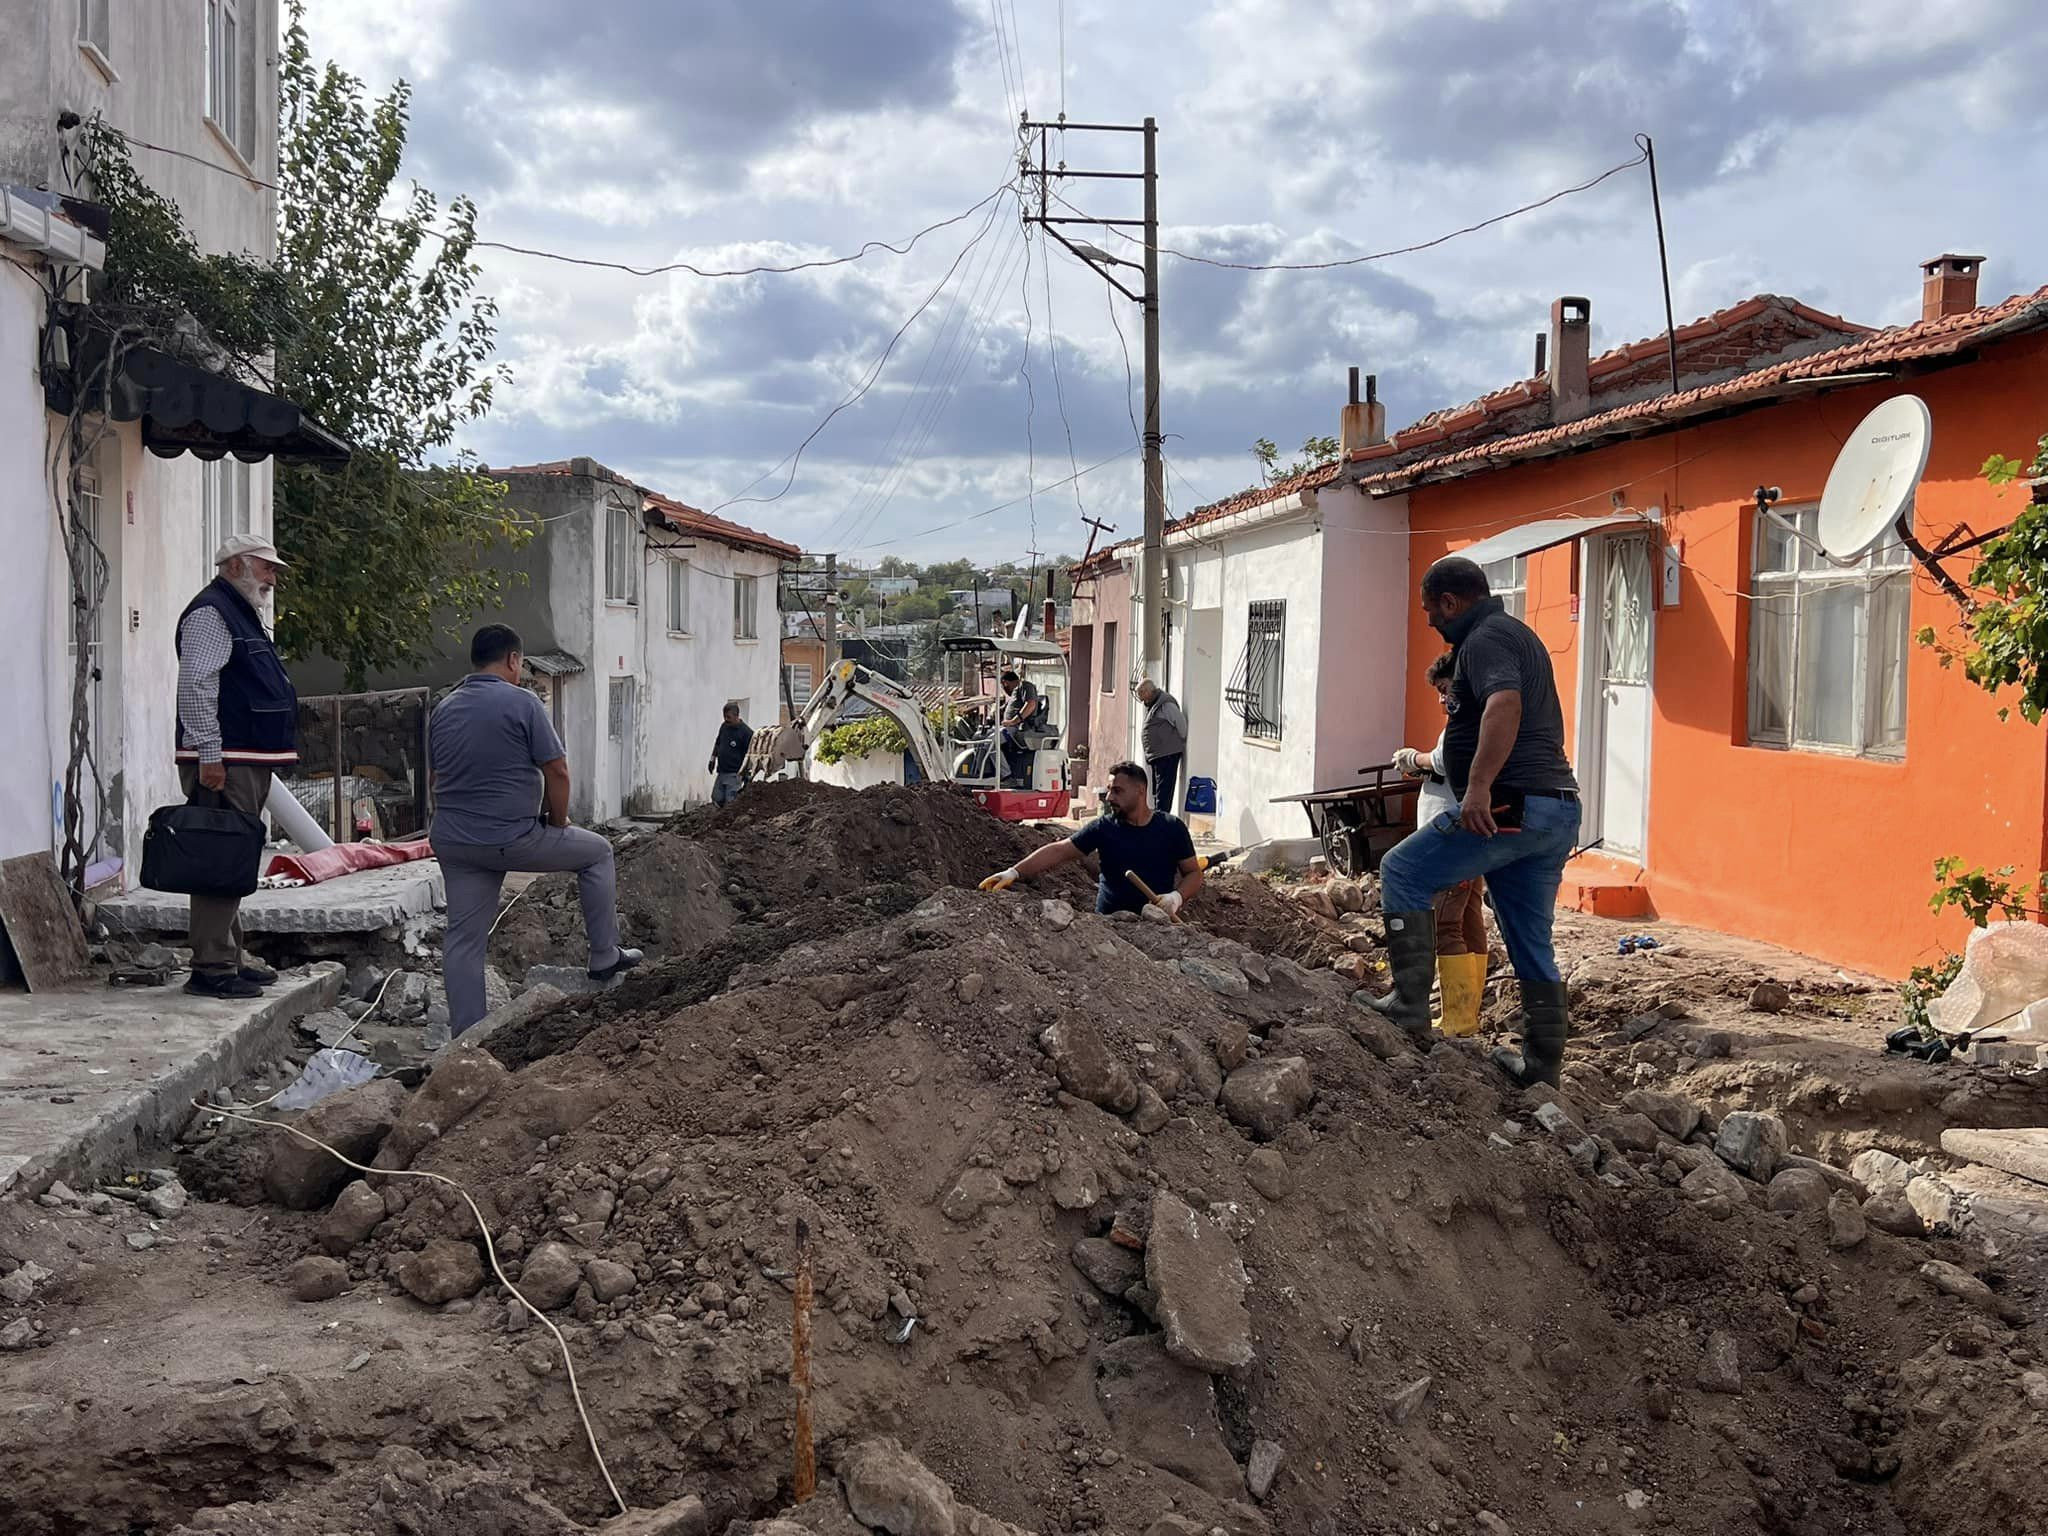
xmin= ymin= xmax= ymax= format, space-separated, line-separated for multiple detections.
xmin=1433 ymin=952 xmax=1487 ymax=1038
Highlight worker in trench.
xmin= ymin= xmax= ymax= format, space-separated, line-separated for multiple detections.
xmin=1360 ymin=556 xmax=1580 ymax=1087
xmin=979 ymin=759 xmax=1203 ymax=917
xmin=1390 ymin=649 xmax=1489 ymax=1039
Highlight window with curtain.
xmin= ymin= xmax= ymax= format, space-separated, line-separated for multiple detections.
xmin=733 ymin=574 xmax=760 ymax=639
xmin=604 ymin=505 xmax=638 ymax=603
xmin=666 ymin=560 xmax=690 ymax=633
xmin=1482 ymin=555 xmax=1528 ymax=619
xmin=1226 ymin=600 xmax=1285 ymax=743
xmin=201 ymin=458 xmax=252 ymax=580
xmin=1747 ymin=505 xmax=1909 ymax=758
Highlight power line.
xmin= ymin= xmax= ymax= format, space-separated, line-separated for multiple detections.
xmin=1016 ymin=226 xmax=1040 ymax=554
xmin=709 ymin=183 xmax=1014 ymax=515
xmin=848 ymin=445 xmax=1136 ymax=552
xmin=1040 ymin=227 xmax=1086 ymax=523
xmin=825 ymin=198 xmax=1027 ymax=549
xmin=1053 ymin=146 xmax=1649 ymax=272
xmin=987 ymin=0 xmax=1020 ymax=125
xmin=109 ymin=125 xmax=1010 ymax=281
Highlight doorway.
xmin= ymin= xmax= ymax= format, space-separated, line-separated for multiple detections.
xmin=1576 ymin=531 xmax=1654 ymax=857
xmin=1183 ymin=607 xmax=1224 ymax=805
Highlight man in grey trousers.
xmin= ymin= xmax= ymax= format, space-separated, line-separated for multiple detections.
xmin=1137 ymin=679 xmax=1188 ymax=814
xmin=430 ymin=624 xmax=641 ymax=1040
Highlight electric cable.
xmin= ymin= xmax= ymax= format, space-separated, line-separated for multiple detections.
xmin=1040 ymin=222 xmax=1088 ymax=523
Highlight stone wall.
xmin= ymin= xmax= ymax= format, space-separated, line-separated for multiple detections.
xmin=292 ymin=691 xmax=430 ymax=838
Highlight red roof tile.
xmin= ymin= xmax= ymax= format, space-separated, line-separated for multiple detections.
xmin=1363 ymin=284 xmax=2048 ymax=488
xmin=643 ymin=492 xmax=801 ymax=561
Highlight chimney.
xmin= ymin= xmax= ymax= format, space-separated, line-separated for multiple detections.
xmin=1533 ymin=332 xmax=1547 ymax=377
xmin=1548 ymin=297 xmax=1591 ymax=423
xmin=1339 ymin=367 xmax=1387 ymax=454
xmin=1921 ymin=253 xmax=1985 ymax=321
xmin=1042 ymin=596 xmax=1057 ymax=637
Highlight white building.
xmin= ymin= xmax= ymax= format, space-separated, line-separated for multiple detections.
xmin=1080 ymin=468 xmax=1412 ymax=848
xmin=1 ymin=0 xmax=333 ymax=893
xmin=297 ymin=458 xmax=798 ymax=822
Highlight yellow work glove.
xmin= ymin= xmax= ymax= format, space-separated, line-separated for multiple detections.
xmin=979 ymin=867 xmax=1020 ymax=892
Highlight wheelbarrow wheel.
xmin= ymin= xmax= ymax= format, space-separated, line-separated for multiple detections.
xmin=1321 ymin=821 xmax=1364 ymax=878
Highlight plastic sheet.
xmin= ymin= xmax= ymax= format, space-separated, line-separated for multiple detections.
xmin=264 ymin=839 xmax=435 ymax=887
xmin=1936 ymin=921 xmax=2048 ymax=1038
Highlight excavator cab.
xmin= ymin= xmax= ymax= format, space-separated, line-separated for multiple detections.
xmin=941 ymin=636 xmax=1071 ymax=821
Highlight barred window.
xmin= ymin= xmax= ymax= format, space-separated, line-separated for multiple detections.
xmin=1226 ymin=599 xmax=1285 ymax=743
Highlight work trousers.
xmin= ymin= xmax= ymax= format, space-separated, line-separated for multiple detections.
xmin=178 ymin=762 xmax=274 ymax=978
xmin=437 ymin=823 xmax=622 ymax=1035
xmin=1148 ymin=753 xmax=1182 ymax=815
xmin=712 ymin=771 xmax=744 ymax=807
xmin=1379 ymin=793 xmax=1580 ymax=983
xmin=1433 ymin=878 xmax=1489 ymax=957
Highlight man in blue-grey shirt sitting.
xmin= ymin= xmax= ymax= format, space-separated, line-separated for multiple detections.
xmin=430 ymin=624 xmax=641 ymax=1042
xmin=979 ymin=760 xmax=1203 ymax=916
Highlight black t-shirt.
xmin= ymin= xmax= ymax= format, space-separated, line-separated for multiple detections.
xmin=1441 ymin=602 xmax=1577 ymax=797
xmin=1005 ymin=681 xmax=1042 ymax=726
xmin=1071 ymin=811 xmax=1196 ymax=914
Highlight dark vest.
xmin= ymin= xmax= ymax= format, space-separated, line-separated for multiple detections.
xmin=175 ymin=577 xmax=299 ymax=764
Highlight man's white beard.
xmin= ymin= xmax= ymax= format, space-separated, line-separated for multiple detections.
xmin=228 ymin=571 xmax=270 ymax=608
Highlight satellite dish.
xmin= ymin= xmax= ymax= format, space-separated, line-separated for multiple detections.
xmin=1817 ymin=394 xmax=1932 ymax=562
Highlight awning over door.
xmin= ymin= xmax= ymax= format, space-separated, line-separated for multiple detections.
xmin=46 ymin=333 xmax=352 ymax=467
xmin=1448 ymin=510 xmax=1657 ymax=568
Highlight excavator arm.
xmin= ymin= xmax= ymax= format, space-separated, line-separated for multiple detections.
xmin=767 ymin=660 xmax=952 ymax=783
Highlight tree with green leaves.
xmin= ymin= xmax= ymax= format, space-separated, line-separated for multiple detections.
xmin=271 ymin=5 xmax=523 ymax=685
xmin=1919 ymin=430 xmax=2048 ymax=930
xmin=1251 ymin=434 xmax=1341 ymax=486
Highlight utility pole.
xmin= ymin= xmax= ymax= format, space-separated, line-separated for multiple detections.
xmin=1021 ymin=115 xmax=1162 ymax=677
xmin=822 ymin=552 xmax=838 ymax=670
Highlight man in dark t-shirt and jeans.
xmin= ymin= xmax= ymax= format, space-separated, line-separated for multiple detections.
xmin=1360 ymin=557 xmax=1582 ymax=1087
xmin=979 ymin=760 xmax=1203 ymax=916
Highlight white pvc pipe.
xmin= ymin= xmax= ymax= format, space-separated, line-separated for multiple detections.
xmin=266 ymin=777 xmax=335 ymax=853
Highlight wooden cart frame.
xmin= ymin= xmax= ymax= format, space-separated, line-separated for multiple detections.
xmin=1271 ymin=763 xmax=1420 ymax=878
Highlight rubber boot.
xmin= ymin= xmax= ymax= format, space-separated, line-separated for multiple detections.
xmin=1432 ymin=952 xmax=1487 ymax=1039
xmin=1355 ymin=910 xmax=1437 ymax=1043
xmin=1491 ymin=978 xmax=1570 ymax=1088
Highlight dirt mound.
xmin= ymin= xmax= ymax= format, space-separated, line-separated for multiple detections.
xmin=146 ymin=892 xmax=2025 ymax=1536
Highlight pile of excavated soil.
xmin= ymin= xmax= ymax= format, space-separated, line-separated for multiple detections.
xmin=27 ymin=889 xmax=2031 ymax=1536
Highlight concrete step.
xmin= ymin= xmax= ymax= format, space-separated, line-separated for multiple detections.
xmin=0 ymin=963 xmax=343 ymax=1196
xmin=1940 ymin=1127 xmax=2048 ymax=1189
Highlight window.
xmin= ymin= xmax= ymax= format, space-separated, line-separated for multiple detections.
xmin=1483 ymin=555 xmax=1528 ymax=619
xmin=78 ymin=0 xmax=113 ymax=74
xmin=783 ymin=663 xmax=814 ymax=706
xmin=607 ymin=676 xmax=636 ymax=740
xmin=1747 ymin=506 xmax=1909 ymax=759
xmin=204 ymin=0 xmax=257 ymax=164
xmin=1101 ymin=621 xmax=1118 ymax=693
xmin=733 ymin=574 xmax=759 ymax=640
xmin=1225 ymin=599 xmax=1285 ymax=743
xmin=604 ymin=505 xmax=638 ymax=603
xmin=200 ymin=458 xmax=252 ymax=581
xmin=666 ymin=559 xmax=690 ymax=634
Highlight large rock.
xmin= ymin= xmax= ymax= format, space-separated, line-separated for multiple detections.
xmin=1905 ymin=1175 xmax=1958 ymax=1231
xmin=1680 ymin=1160 xmax=1748 ymax=1204
xmin=517 ymin=1241 xmax=584 ymax=1311
xmin=1245 ymin=1148 xmax=1293 ymax=1202
xmin=1863 ymin=1191 xmax=1926 ymax=1237
xmin=374 ymin=1048 xmax=509 ymax=1171
xmin=1071 ymin=1237 xmax=1144 ymax=1298
xmin=263 ymin=1078 xmax=409 ymax=1210
xmin=1766 ymin=1168 xmax=1831 ymax=1215
xmin=1179 ymin=956 xmax=1250 ymax=999
xmin=1595 ymin=1112 xmax=1662 ymax=1155
xmin=1146 ymin=1191 xmax=1253 ymax=1376
xmin=1170 ymin=1029 xmax=1223 ymax=1103
xmin=1620 ymin=1089 xmax=1701 ymax=1141
xmin=1094 ymin=1334 xmax=1243 ymax=1498
xmin=1697 ymin=1330 xmax=1744 ymax=1395
xmin=1714 ymin=1111 xmax=1788 ymax=1182
xmin=1826 ymin=1193 xmax=1869 ymax=1250
xmin=585 ymin=1258 xmax=637 ymax=1303
xmin=941 ymin=1168 xmax=1013 ymax=1223
xmin=1038 ymin=1018 xmax=1140 ymax=1114
xmin=1849 ymin=1148 xmax=1913 ymax=1200
xmin=397 ymin=1238 xmax=485 ymax=1305
xmin=1245 ymin=1438 xmax=1285 ymax=1502
xmin=596 ymin=1494 xmax=709 ymax=1536
xmin=839 ymin=1437 xmax=958 ymax=1536
xmin=1220 ymin=1057 xmax=1314 ymax=1141
xmin=1919 ymin=1260 xmax=2005 ymax=1319
xmin=319 ymin=1179 xmax=388 ymax=1255
xmin=286 ymin=1255 xmax=348 ymax=1302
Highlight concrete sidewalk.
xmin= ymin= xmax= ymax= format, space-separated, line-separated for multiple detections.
xmin=0 ymin=964 xmax=342 ymax=1196
xmin=96 ymin=860 xmax=445 ymax=938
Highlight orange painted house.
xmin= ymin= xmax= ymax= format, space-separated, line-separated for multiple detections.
xmin=1347 ymin=261 xmax=2048 ymax=978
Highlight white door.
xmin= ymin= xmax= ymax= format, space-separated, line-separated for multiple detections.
xmin=1585 ymin=533 xmax=1653 ymax=856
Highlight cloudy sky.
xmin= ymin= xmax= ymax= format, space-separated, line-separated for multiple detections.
xmin=304 ymin=0 xmax=2048 ymax=565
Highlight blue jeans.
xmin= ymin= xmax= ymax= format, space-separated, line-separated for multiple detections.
xmin=1378 ymin=793 xmax=1581 ymax=983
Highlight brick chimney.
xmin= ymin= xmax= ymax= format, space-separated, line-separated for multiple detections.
xmin=1921 ymin=253 xmax=1985 ymax=321
xmin=1548 ymin=298 xmax=1591 ymax=423
xmin=1339 ymin=366 xmax=1387 ymax=455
